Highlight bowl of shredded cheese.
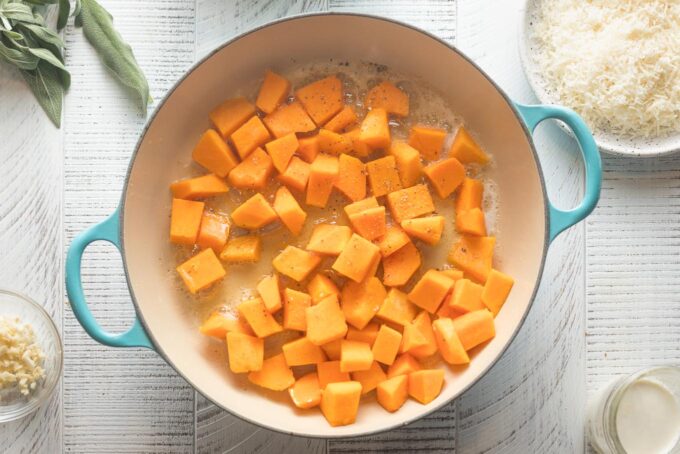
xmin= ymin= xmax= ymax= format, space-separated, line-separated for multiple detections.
xmin=520 ymin=0 xmax=680 ymax=157
xmin=0 ymin=290 xmax=62 ymax=423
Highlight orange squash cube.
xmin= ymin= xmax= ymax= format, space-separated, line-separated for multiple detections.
xmin=424 ymin=157 xmax=465 ymax=198
xmin=256 ymin=70 xmax=291 ymax=114
xmin=456 ymin=208 xmax=487 ymax=236
xmin=320 ymin=341 xmax=341 ymax=362
xmin=408 ymin=125 xmax=446 ymax=161
xmin=226 ymin=332 xmax=264 ymax=373
xmin=306 ymin=153 xmax=340 ymax=208
xmin=282 ymin=337 xmax=327 ymax=366
xmin=318 ymin=129 xmax=353 ymax=155
xmin=272 ymin=246 xmax=321 ymax=282
xmin=289 ymin=372 xmax=322 ymax=409
xmin=348 ymin=206 xmax=386 ymax=241
xmin=365 ymin=81 xmax=409 ymax=117
xmin=453 ymin=309 xmax=495 ymax=350
xmin=219 ymin=236 xmax=261 ymax=262
xmin=192 ymin=129 xmax=239 ymax=177
xmin=352 ymin=361 xmax=387 ymax=394
xmin=343 ymin=128 xmax=373 ymax=158
xmin=346 ymin=322 xmax=380 ymax=346
xmin=344 ymin=196 xmax=379 ymax=217
xmin=248 ymin=353 xmax=295 ymax=391
xmin=408 ymin=312 xmax=438 ymax=359
xmin=228 ymin=147 xmax=274 ymax=190
xmin=324 ymin=105 xmax=357 ymax=132
xmin=408 ymin=270 xmax=456 ymax=313
xmin=176 ymin=249 xmax=225 ymax=294
xmin=360 ymin=108 xmax=391 ymax=149
xmin=456 ymin=177 xmax=484 ymax=212
xmin=377 ymin=375 xmax=409 ymax=412
xmin=375 ymin=226 xmax=411 ymax=257
xmin=449 ymin=278 xmax=485 ymax=313
xmin=432 ymin=317 xmax=470 ymax=365
xmin=335 ymin=154 xmax=366 ymax=202
xmin=237 ymin=297 xmax=283 ymax=338
xmin=170 ymin=198 xmax=204 ymax=245
xmin=399 ymin=322 xmax=428 ymax=354
xmin=199 ymin=310 xmax=254 ymax=338
xmin=306 ymin=224 xmax=352 ymax=256
xmin=341 ymin=276 xmax=387 ymax=329
xmin=389 ymin=141 xmax=423 ymax=188
xmin=408 ymin=369 xmax=444 ymax=404
xmin=296 ymin=76 xmax=344 ymax=125
xmin=263 ymin=101 xmax=316 ymax=138
xmin=277 ymin=156 xmax=310 ymax=193
xmin=170 ymin=174 xmax=229 ymax=200
xmin=332 ymin=234 xmax=381 ymax=283
xmin=231 ymin=193 xmax=278 ymax=229
xmin=482 ymin=269 xmax=514 ymax=316
xmin=441 ymin=269 xmax=465 ymax=281
xmin=448 ymin=235 xmax=496 ymax=283
xmin=401 ymin=215 xmax=445 ymax=245
xmin=372 ymin=324 xmax=402 ymax=366
xmin=283 ymin=288 xmax=312 ymax=331
xmin=449 ymin=127 xmax=489 ymax=165
xmin=196 ymin=212 xmax=230 ymax=253
xmin=256 ymin=274 xmax=282 ymax=313
xmin=386 ymin=184 xmax=435 ymax=223
xmin=265 ymin=132 xmax=298 ymax=173
xmin=320 ymin=381 xmax=362 ymax=427
xmin=209 ymin=97 xmax=256 ymax=138
xmin=340 ymin=340 xmax=373 ymax=372
xmin=382 ymin=241 xmax=421 ymax=287
xmin=273 ymin=186 xmax=306 ymax=236
xmin=366 ymin=155 xmax=402 ymax=197
xmin=308 ymin=273 xmax=340 ymax=303
xmin=306 ymin=295 xmax=348 ymax=345
xmin=297 ymin=135 xmax=320 ymax=163
xmin=230 ymin=115 xmax=271 ymax=159
xmin=387 ymin=353 xmax=421 ymax=378
xmin=377 ymin=288 xmax=418 ymax=326
xmin=317 ymin=360 xmax=350 ymax=388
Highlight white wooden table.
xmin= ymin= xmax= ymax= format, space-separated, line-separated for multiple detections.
xmin=1 ymin=0 xmax=678 ymax=452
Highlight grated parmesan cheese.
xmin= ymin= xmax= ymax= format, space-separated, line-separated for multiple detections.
xmin=529 ymin=0 xmax=680 ymax=138
xmin=0 ymin=316 xmax=46 ymax=400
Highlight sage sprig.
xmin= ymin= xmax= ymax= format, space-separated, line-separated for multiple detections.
xmin=0 ymin=0 xmax=150 ymax=127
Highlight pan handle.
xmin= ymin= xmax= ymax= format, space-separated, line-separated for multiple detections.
xmin=65 ymin=207 xmax=154 ymax=349
xmin=515 ymin=103 xmax=602 ymax=243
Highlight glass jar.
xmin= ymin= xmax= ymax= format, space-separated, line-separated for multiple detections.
xmin=588 ymin=366 xmax=680 ymax=454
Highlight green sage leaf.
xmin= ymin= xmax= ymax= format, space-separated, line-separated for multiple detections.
xmin=0 ymin=2 xmax=41 ymax=24
xmin=77 ymin=0 xmax=150 ymax=112
xmin=20 ymin=60 xmax=64 ymax=127
xmin=25 ymin=46 xmax=70 ymax=88
xmin=1 ymin=28 xmax=23 ymax=40
xmin=18 ymin=22 xmax=65 ymax=48
xmin=57 ymin=0 xmax=68 ymax=30
xmin=0 ymin=40 xmax=38 ymax=69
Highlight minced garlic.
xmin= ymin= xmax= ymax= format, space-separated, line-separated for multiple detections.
xmin=0 ymin=316 xmax=46 ymax=399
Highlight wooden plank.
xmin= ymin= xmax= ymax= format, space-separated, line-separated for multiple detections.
xmin=0 ymin=61 xmax=64 ymax=454
xmin=62 ymin=0 xmax=196 ymax=451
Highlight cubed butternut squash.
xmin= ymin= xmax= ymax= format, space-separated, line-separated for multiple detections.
xmin=272 ymin=186 xmax=307 ymax=236
xmin=348 ymin=206 xmax=386 ymax=241
xmin=375 ymin=226 xmax=411 ymax=257
xmin=230 ymin=115 xmax=271 ymax=159
xmin=372 ymin=324 xmax=402 ymax=366
xmin=389 ymin=141 xmax=422 ymax=188
xmin=256 ymin=274 xmax=282 ymax=313
xmin=449 ymin=278 xmax=485 ymax=313
xmin=220 ymin=236 xmax=261 ymax=262
xmin=196 ymin=212 xmax=230 ymax=253
xmin=231 ymin=193 xmax=278 ymax=230
xmin=346 ymin=322 xmax=380 ymax=346
xmin=366 ymin=155 xmax=402 ymax=197
xmin=170 ymin=198 xmax=204 ymax=245
xmin=399 ymin=322 xmax=428 ymax=355
xmin=408 ymin=369 xmax=445 ymax=404
xmin=343 ymin=128 xmax=372 ymax=157
xmin=272 ymin=246 xmax=321 ymax=282
xmin=481 ymin=269 xmax=514 ymax=316
xmin=456 ymin=177 xmax=484 ymax=212
xmin=359 ymin=108 xmax=391 ymax=149
xmin=335 ymin=154 xmax=366 ymax=202
xmin=423 ymin=157 xmax=465 ymax=199
xmin=377 ymin=375 xmax=409 ymax=412
xmin=317 ymin=360 xmax=350 ymax=388
xmin=306 ymin=224 xmax=352 ymax=256
xmin=441 ymin=269 xmax=465 ymax=281
xmin=352 ymin=361 xmax=387 ymax=394
xmin=296 ymin=76 xmax=344 ymax=126
xmin=408 ymin=125 xmax=446 ymax=160
xmin=256 ymin=70 xmax=291 ymax=114
xmin=449 ymin=127 xmax=489 ymax=165
xmin=297 ymin=135 xmax=320 ymax=162
xmin=344 ymin=196 xmax=379 ymax=217
xmin=432 ymin=318 xmax=470 ymax=365
xmin=365 ymin=81 xmax=409 ymax=117
xmin=318 ymin=129 xmax=353 ymax=155
xmin=265 ymin=132 xmax=299 ymax=173
xmin=324 ymin=105 xmax=357 ymax=132
xmin=209 ymin=97 xmax=256 ymax=138
xmin=237 ymin=297 xmax=283 ymax=338
xmin=306 ymin=154 xmax=339 ymax=208
xmin=282 ymin=337 xmax=327 ymax=366
xmin=263 ymin=101 xmax=316 ymax=138
xmin=408 ymin=270 xmax=456 ymax=313
xmin=306 ymin=295 xmax=348 ymax=345
xmin=408 ymin=312 xmax=438 ymax=359
xmin=386 ymin=184 xmax=435 ymax=223
xmin=226 ymin=332 xmax=264 ymax=373
xmin=170 ymin=174 xmax=229 ymax=200
xmin=192 ymin=129 xmax=239 ymax=177
xmin=308 ymin=273 xmax=340 ymax=303
xmin=387 ymin=353 xmax=421 ymax=378
xmin=199 ymin=310 xmax=254 ymax=338
xmin=228 ymin=147 xmax=274 ymax=190
xmin=456 ymin=208 xmax=487 ymax=236
xmin=332 ymin=234 xmax=381 ymax=283
xmin=248 ymin=353 xmax=295 ymax=391
xmin=377 ymin=288 xmax=418 ymax=326
xmin=176 ymin=249 xmax=225 ymax=294
xmin=382 ymin=241 xmax=421 ymax=287
xmin=453 ymin=309 xmax=495 ymax=351
xmin=289 ymin=372 xmax=322 ymax=409
xmin=320 ymin=381 xmax=362 ymax=427
xmin=283 ymin=288 xmax=312 ymax=331
xmin=341 ymin=276 xmax=387 ymax=329
xmin=401 ymin=215 xmax=445 ymax=245
xmin=340 ymin=340 xmax=373 ymax=372
xmin=448 ymin=235 xmax=496 ymax=283
xmin=277 ymin=156 xmax=310 ymax=193
xmin=320 ymin=339 xmax=342 ymax=361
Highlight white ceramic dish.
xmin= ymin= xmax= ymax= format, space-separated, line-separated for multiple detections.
xmin=519 ymin=0 xmax=680 ymax=157
xmin=66 ymin=13 xmax=601 ymax=438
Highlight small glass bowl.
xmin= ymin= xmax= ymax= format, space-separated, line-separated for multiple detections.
xmin=0 ymin=289 xmax=63 ymax=423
